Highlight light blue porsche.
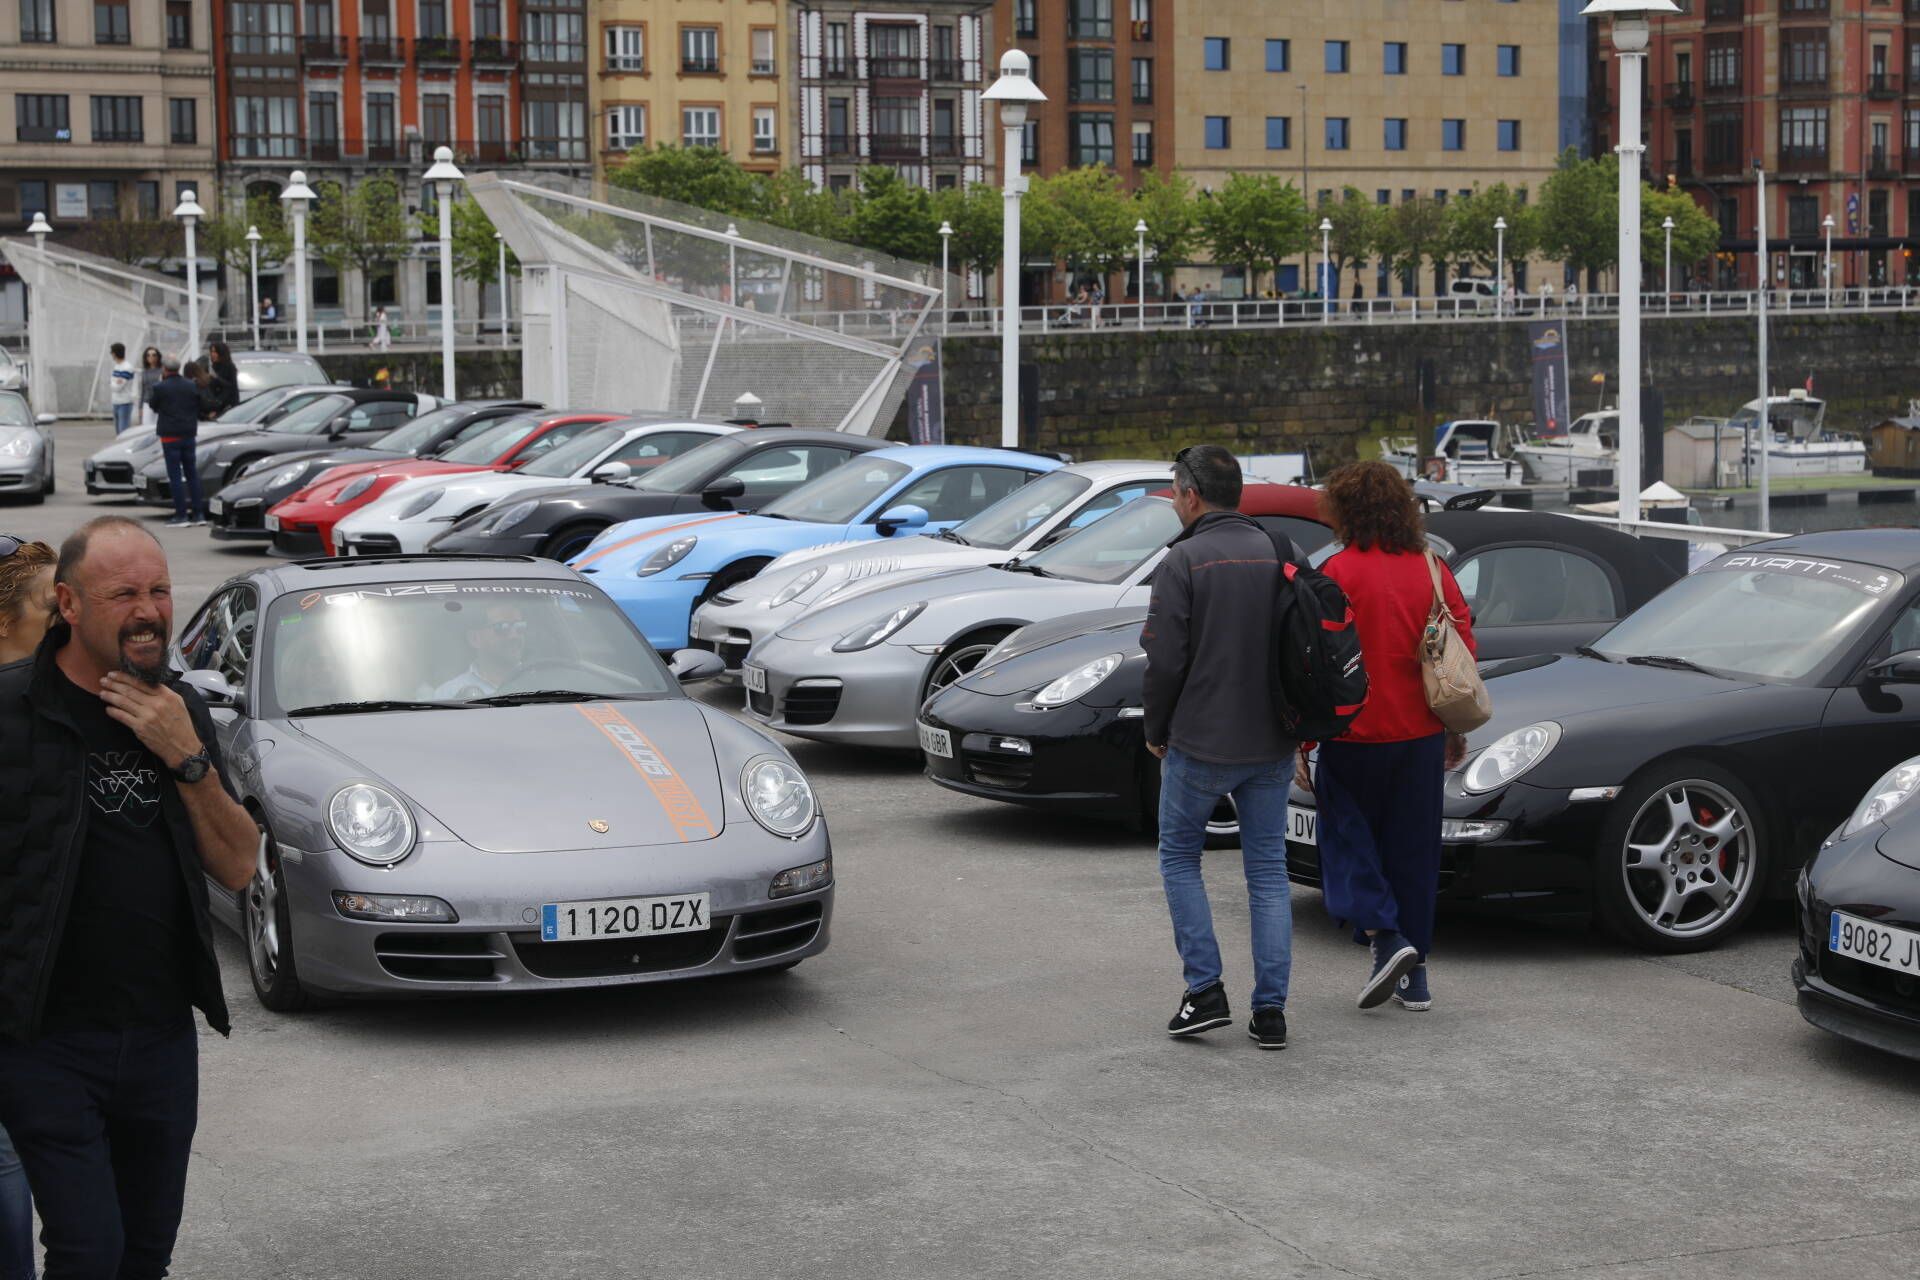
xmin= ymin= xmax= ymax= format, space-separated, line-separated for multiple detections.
xmin=568 ymin=445 xmax=1064 ymax=651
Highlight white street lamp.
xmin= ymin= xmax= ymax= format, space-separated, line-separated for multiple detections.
xmin=26 ymin=211 xmax=50 ymax=252
xmin=280 ymin=170 xmax=315 ymax=355
xmin=1756 ymin=163 xmax=1771 ymax=529
xmin=496 ymin=231 xmax=510 ymax=347
xmin=982 ymin=48 xmax=1046 ymax=449
xmin=1495 ymin=216 xmax=1508 ymax=319
xmin=1134 ymin=218 xmax=1148 ymax=330
xmin=938 ymin=219 xmax=953 ymax=335
xmin=423 ymin=145 xmax=465 ymax=401
xmin=1822 ymin=213 xmax=1835 ymax=310
xmin=1662 ymin=215 xmax=1674 ymax=316
xmin=26 ymin=212 xmax=50 ymax=407
xmin=173 ymin=189 xmax=206 ymax=361
xmin=733 ymin=391 xmax=763 ymax=423
xmin=1583 ymin=0 xmax=1679 ymax=529
xmin=1319 ymin=217 xmax=1333 ymax=323
xmin=245 ymin=225 xmax=262 ymax=350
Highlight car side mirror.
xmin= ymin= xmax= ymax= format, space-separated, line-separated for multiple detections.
xmin=35 ymin=413 xmax=55 ymax=425
xmin=702 ymin=475 xmax=747 ymax=503
xmin=668 ymin=649 xmax=726 ymax=683
xmin=179 ymin=668 xmax=244 ymax=711
xmin=591 ymin=461 xmax=632 ymax=485
xmin=1866 ymin=649 xmax=1920 ymax=685
xmin=875 ymin=504 xmax=929 ymax=536
xmin=326 ymin=416 xmax=352 ymax=438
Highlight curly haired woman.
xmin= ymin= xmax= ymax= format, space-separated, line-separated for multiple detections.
xmin=1307 ymin=461 xmax=1474 ymax=1013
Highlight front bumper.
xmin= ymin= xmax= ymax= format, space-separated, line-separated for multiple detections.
xmin=135 ymin=471 xmax=173 ymax=505
xmin=272 ymin=827 xmax=834 ymax=996
xmin=1793 ymin=841 xmax=1920 ymax=1061
xmin=917 ymin=685 xmax=1144 ymax=821
xmin=691 ymin=598 xmax=804 ymax=674
xmin=740 ymin=632 xmax=929 ymax=749
xmin=87 ymin=459 xmax=137 ymax=494
xmin=209 ymin=496 xmax=274 ymax=540
xmin=0 ymin=462 xmax=41 ymax=494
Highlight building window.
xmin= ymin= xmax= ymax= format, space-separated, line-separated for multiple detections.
xmin=94 ymin=0 xmax=129 ymax=44
xmin=825 ymin=97 xmax=849 ymax=153
xmin=1907 ymin=107 xmax=1920 ymax=157
xmin=752 ymin=105 xmax=776 ymax=152
xmin=422 ymin=92 xmax=451 ymax=145
xmin=136 ymin=180 xmax=159 ymax=219
xmin=605 ymin=26 xmax=644 ymax=73
xmin=477 ymin=95 xmax=505 ymax=155
xmin=1325 ymin=40 xmax=1348 ymax=74
xmin=1131 ymin=57 xmax=1152 ymax=103
xmin=681 ymin=27 xmax=718 ymax=74
xmin=824 ymin=22 xmax=849 ymax=75
xmin=1070 ymin=113 xmax=1114 ymax=166
xmin=1266 ymin=116 xmax=1290 ymax=150
xmin=418 ymin=0 xmax=447 ymax=39
xmin=751 ymin=26 xmax=774 ymax=76
xmin=873 ymin=95 xmax=919 ymax=148
xmin=607 ymin=104 xmax=645 ymax=149
xmin=1498 ymin=119 xmax=1520 ymax=151
xmin=1204 ymin=37 xmax=1229 ymax=71
xmin=1707 ymin=42 xmax=1739 ymax=90
xmin=308 ymin=90 xmax=338 ymax=154
xmin=1787 ymin=194 xmax=1819 ymax=239
xmin=1780 ymin=105 xmax=1828 ymax=165
xmin=1265 ymin=39 xmax=1289 ymax=73
xmin=88 ymin=180 xmax=118 ymax=218
xmin=366 ymin=91 xmax=396 ymax=155
xmin=230 ymin=95 xmax=297 ymax=156
xmin=1070 ymin=49 xmax=1114 ymax=102
xmin=14 ymin=94 xmax=70 ymax=142
xmin=1015 ymin=0 xmax=1036 ymax=39
xmin=523 ymin=97 xmax=586 ymax=160
xmin=166 ymin=0 xmax=192 ymax=46
xmin=1131 ymin=121 xmax=1152 ymax=165
xmin=1130 ymin=0 xmax=1150 ymax=40
xmin=1705 ymin=110 xmax=1740 ymax=166
xmin=1324 ymin=116 xmax=1348 ymax=149
xmin=1204 ymin=116 xmax=1230 ymax=150
xmin=1383 ymin=41 xmax=1405 ymax=75
xmin=1021 ymin=119 xmax=1038 ymax=164
xmin=930 ymin=25 xmax=955 ymax=78
xmin=473 ymin=0 xmax=501 ymax=40
xmin=521 ymin=3 xmax=584 ymax=63
xmin=682 ymin=105 xmax=719 ymax=148
xmin=1443 ymin=118 xmax=1465 ymax=150
xmin=1498 ymin=45 xmax=1520 ymax=77
xmin=169 ymin=97 xmax=197 ymax=143
xmin=1067 ymin=0 xmax=1111 ymax=40
xmin=1783 ymin=31 xmax=1827 ymax=88
xmin=1384 ymin=118 xmax=1406 ymax=151
xmin=1442 ymin=44 xmax=1464 ymax=76
xmin=20 ymin=0 xmax=55 ymax=42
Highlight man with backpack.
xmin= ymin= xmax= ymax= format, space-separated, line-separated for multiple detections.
xmin=1141 ymin=444 xmax=1310 ymax=1051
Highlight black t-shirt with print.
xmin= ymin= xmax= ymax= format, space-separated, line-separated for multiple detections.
xmin=42 ymin=671 xmax=197 ymax=1030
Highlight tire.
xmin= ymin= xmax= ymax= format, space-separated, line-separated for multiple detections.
xmin=41 ymin=458 xmax=54 ymax=495
xmin=226 ymin=455 xmax=266 ymax=486
xmin=1139 ymin=750 xmax=1241 ymax=849
xmin=920 ymin=629 xmax=1011 ymax=704
xmin=246 ymin=817 xmax=316 ymax=1011
xmin=696 ymin=558 xmax=770 ymax=608
xmin=1591 ymin=758 xmax=1770 ymax=953
xmin=540 ymin=521 xmax=606 ymax=562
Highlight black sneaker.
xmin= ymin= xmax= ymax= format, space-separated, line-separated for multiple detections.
xmin=1166 ymin=982 xmax=1231 ymax=1037
xmin=1359 ymin=932 xmax=1421 ymax=1009
xmin=1247 ymin=1006 xmax=1288 ymax=1050
xmin=163 ymin=517 xmax=191 ymax=528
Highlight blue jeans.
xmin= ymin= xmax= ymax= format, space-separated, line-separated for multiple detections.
xmin=1158 ymin=747 xmax=1294 ymax=1011
xmin=0 ymin=1123 xmax=32 ymax=1280
xmin=1316 ymin=734 xmax=1447 ymax=958
xmin=160 ymin=439 xmax=205 ymax=521
xmin=111 ymin=403 xmax=132 ymax=435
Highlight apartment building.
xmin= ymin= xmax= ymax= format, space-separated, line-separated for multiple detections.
xmin=1617 ymin=0 xmax=1920 ymax=291
xmin=592 ymin=0 xmax=786 ymax=179
xmin=994 ymin=0 xmax=1168 ymax=181
xmin=1175 ymin=0 xmax=1559 ymax=298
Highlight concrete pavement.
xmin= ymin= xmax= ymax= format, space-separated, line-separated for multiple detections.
xmin=7 ymin=421 xmax=1914 ymax=1279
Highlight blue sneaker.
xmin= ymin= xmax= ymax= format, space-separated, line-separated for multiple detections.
xmin=1393 ymin=963 xmax=1432 ymax=1011
xmin=1359 ymin=932 xmax=1420 ymax=1009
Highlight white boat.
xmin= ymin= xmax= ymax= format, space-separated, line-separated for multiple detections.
xmin=1512 ymin=410 xmax=1619 ymax=487
xmin=1731 ymin=390 xmax=1864 ymax=478
xmin=1382 ymin=419 xmax=1525 ymax=486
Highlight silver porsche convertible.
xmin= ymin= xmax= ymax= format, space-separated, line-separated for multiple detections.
xmin=172 ymin=554 xmax=832 ymax=1010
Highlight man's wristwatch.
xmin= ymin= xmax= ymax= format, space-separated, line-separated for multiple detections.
xmin=171 ymin=751 xmax=212 ymax=784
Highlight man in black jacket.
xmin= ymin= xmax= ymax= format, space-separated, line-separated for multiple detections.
xmin=1142 ymin=444 xmax=1299 ymax=1050
xmin=145 ymin=358 xmax=209 ymax=528
xmin=0 ymin=517 xmax=256 ymax=1278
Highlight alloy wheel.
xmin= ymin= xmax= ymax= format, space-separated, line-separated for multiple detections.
xmin=1618 ymin=778 xmax=1757 ymax=941
xmin=1205 ymin=795 xmax=1240 ymax=840
xmin=926 ymin=642 xmax=997 ymax=697
xmin=246 ymin=856 xmax=283 ymax=984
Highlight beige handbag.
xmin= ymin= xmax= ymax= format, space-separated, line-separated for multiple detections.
xmin=1421 ymin=551 xmax=1492 ymax=733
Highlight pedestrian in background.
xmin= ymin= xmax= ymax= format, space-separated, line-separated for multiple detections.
xmin=371 ymin=306 xmax=392 ymax=353
xmin=135 ymin=346 xmax=164 ymax=431
xmin=206 ymin=341 xmax=240 ymax=418
xmin=147 ymin=358 xmax=209 ymax=528
xmin=1143 ymin=443 xmax=1299 ymax=1051
xmin=106 ymin=344 xmax=137 ymax=436
xmin=1307 ymin=461 xmax=1474 ymax=1012
xmin=0 ymin=518 xmax=257 ymax=1280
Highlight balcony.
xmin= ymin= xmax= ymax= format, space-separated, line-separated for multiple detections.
xmin=824 ymin=132 xmax=853 ymax=156
xmin=1870 ymin=73 xmax=1900 ymax=99
xmin=358 ymin=37 xmax=406 ymax=64
xmin=1067 ymin=19 xmax=1113 ymax=39
xmin=680 ymin=55 xmax=721 ymax=74
xmin=868 ymin=57 xmax=923 ymax=80
xmin=226 ymin=32 xmax=298 ymax=60
xmin=751 ymin=58 xmax=776 ymax=75
xmin=929 ymin=133 xmax=975 ymax=159
xmin=929 ymin=58 xmax=963 ymax=81
xmin=821 ymin=58 xmax=853 ymax=79
xmin=307 ymin=137 xmax=340 ymax=161
xmin=414 ymin=36 xmax=463 ymax=66
xmin=1779 ymin=75 xmax=1829 ymax=100
xmin=1665 ymin=82 xmax=1694 ymax=109
xmin=301 ymin=35 xmax=347 ymax=61
xmin=523 ymin=42 xmax=584 ymax=67
xmin=870 ymin=133 xmax=923 ymax=159
xmin=1778 ymin=145 xmax=1828 ymax=172
xmin=605 ymin=55 xmax=644 ymax=73
xmin=1871 ymin=149 xmax=1897 ymax=179
xmin=470 ymin=37 xmax=518 ymax=65
xmin=1780 ymin=0 xmax=1828 ymax=15
xmin=1704 ymin=76 xmax=1742 ymax=99
xmin=364 ymin=138 xmax=401 ymax=161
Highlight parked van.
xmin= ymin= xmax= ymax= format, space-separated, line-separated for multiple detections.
xmin=1446 ymin=277 xmax=1500 ymax=311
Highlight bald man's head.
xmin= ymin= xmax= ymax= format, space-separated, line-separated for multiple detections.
xmin=55 ymin=517 xmax=173 ymax=684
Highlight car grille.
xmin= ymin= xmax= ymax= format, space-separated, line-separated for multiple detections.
xmin=1820 ymin=951 xmax=1920 ymax=1018
xmin=747 ymin=688 xmax=774 ymax=717
xmin=347 ymin=533 xmax=403 ymax=556
xmin=98 ymin=462 xmax=133 ymax=484
xmin=273 ymin=528 xmax=326 ymax=556
xmin=0 ymin=474 xmax=22 ymax=490
xmin=509 ymin=918 xmax=733 ymax=979
xmin=962 ymin=750 xmax=1034 ymax=790
xmin=781 ymin=680 xmax=842 ymax=727
xmin=733 ymin=901 xmax=825 ymax=961
xmin=375 ymin=932 xmax=506 ymax=983
xmin=217 ymin=501 xmax=266 ymax=531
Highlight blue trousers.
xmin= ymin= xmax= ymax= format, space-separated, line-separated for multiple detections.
xmin=160 ymin=440 xmax=205 ymax=521
xmin=1315 ymin=733 xmax=1447 ymax=958
xmin=0 ymin=1123 xmax=31 ymax=1280
xmin=1158 ymin=747 xmax=1294 ymax=1010
xmin=110 ymin=404 xmax=131 ymax=436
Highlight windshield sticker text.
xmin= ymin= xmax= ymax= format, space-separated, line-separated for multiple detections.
xmin=301 ymin=583 xmax=595 ymax=609
xmin=1709 ymin=555 xmax=1896 ymax=596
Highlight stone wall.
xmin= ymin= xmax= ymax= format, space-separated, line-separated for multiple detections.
xmin=921 ymin=312 xmax=1920 ymax=469
xmin=316 ymin=349 xmax=523 ymax=400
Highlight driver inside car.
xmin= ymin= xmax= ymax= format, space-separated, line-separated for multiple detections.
xmin=434 ymin=602 xmax=528 ymax=700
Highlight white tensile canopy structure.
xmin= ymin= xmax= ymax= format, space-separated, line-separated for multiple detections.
xmin=0 ymin=237 xmax=216 ymax=418
xmin=467 ymin=174 xmax=945 ymax=435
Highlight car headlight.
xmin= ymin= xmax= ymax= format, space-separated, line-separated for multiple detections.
xmin=0 ymin=432 xmax=32 ymax=458
xmin=742 ymin=758 xmax=816 ymax=837
xmin=832 ymin=602 xmax=925 ymax=653
xmin=396 ymin=487 xmax=445 ymax=520
xmin=1461 ymin=721 xmax=1562 ymax=795
xmin=326 ymin=782 xmax=417 ymax=865
xmin=267 ymin=461 xmax=310 ymax=489
xmin=1033 ymin=653 xmax=1123 ymax=708
xmin=1842 ymin=756 xmax=1920 ymax=837
xmin=335 ymin=474 xmax=377 ymax=504
xmin=489 ymin=499 xmax=539 ymax=532
xmin=769 ymin=856 xmax=831 ymax=898
xmin=637 ymin=535 xmax=698 ymax=577
xmin=770 ymin=566 xmax=825 ymax=608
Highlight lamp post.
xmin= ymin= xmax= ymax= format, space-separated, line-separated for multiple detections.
xmin=26 ymin=211 xmax=49 ymax=253
xmin=1134 ymin=218 xmax=1148 ymax=330
xmin=1495 ymin=215 xmax=1508 ymax=319
xmin=26 ymin=212 xmax=50 ymax=408
xmin=496 ymin=231 xmax=510 ymax=347
xmin=982 ymin=48 xmax=1047 ymax=449
xmin=938 ymin=219 xmax=953 ymax=335
xmin=423 ymin=145 xmax=465 ymax=401
xmin=1319 ymin=217 xmax=1333 ymax=323
xmin=1756 ymin=163 xmax=1771 ymax=530
xmin=1661 ymin=214 xmax=1675 ymax=316
xmin=172 ymin=190 xmax=205 ymax=361
xmin=1822 ymin=213 xmax=1835 ymax=310
xmin=280 ymin=170 xmax=315 ymax=355
xmin=245 ymin=225 xmax=262 ymax=350
xmin=1583 ymin=0 xmax=1679 ymax=530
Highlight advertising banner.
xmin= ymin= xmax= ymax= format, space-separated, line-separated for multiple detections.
xmin=904 ymin=339 xmax=944 ymax=446
xmin=1528 ymin=321 xmax=1572 ymax=439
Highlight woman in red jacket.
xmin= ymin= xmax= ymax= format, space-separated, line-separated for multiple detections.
xmin=1305 ymin=461 xmax=1475 ymax=1013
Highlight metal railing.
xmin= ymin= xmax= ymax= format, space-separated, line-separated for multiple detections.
xmin=207 ymin=316 xmax=518 ymax=353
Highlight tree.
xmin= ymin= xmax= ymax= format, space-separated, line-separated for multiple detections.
xmin=201 ymin=194 xmax=292 ymax=280
xmin=1130 ymin=169 xmax=1199 ymax=284
xmin=757 ymin=168 xmax=854 ymax=242
xmin=1319 ymin=186 xmax=1381 ymax=281
xmin=1194 ymin=172 xmax=1308 ymax=296
xmin=607 ymin=145 xmax=764 ymax=217
xmin=1641 ymin=184 xmax=1719 ymax=283
xmin=445 ymin=197 xmax=516 ymax=286
xmin=849 ymin=166 xmax=938 ymax=262
xmin=1376 ymin=196 xmax=1448 ymax=296
xmin=1025 ymin=167 xmax=1134 ymax=279
xmin=69 ymin=220 xmax=178 ymax=268
xmin=1440 ymin=184 xmax=1539 ymax=285
xmin=308 ymin=175 xmax=411 ymax=310
xmin=931 ymin=180 xmax=1002 ymax=292
xmin=1537 ymin=148 xmax=1619 ymax=282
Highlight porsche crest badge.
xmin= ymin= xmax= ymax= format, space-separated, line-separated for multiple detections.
xmin=588 ymin=819 xmax=610 ymax=834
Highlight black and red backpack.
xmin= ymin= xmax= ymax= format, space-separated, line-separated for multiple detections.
xmin=1265 ymin=532 xmax=1368 ymax=742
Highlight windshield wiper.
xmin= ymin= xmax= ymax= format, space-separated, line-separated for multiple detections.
xmin=1624 ymin=654 xmax=1715 ymax=674
xmin=933 ymin=527 xmax=971 ymax=545
xmin=1005 ymin=561 xmax=1052 ymax=577
xmin=463 ymin=689 xmax=628 ymax=707
xmin=1574 ymin=645 xmax=1612 ymax=662
xmin=286 ymin=699 xmax=465 ymax=716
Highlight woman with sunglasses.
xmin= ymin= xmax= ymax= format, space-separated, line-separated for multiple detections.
xmin=0 ymin=534 xmax=54 ymax=1280
xmin=135 ymin=347 xmax=165 ymax=431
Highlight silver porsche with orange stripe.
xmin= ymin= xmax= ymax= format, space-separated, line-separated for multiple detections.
xmin=170 ymin=554 xmax=831 ymax=1010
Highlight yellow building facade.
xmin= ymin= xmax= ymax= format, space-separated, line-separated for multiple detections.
xmin=591 ymin=0 xmax=789 ymax=182
xmin=1171 ymin=0 xmax=1560 ymax=297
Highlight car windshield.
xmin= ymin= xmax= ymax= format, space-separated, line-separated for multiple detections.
xmin=0 ymin=393 xmax=30 ymax=428
xmin=760 ymin=457 xmax=910 ymax=524
xmin=217 ymin=384 xmax=309 ymax=425
xmin=264 ymin=578 xmax=676 ymax=715
xmin=372 ymin=403 xmax=479 ymax=454
xmin=1593 ymin=553 xmax=1902 ymax=681
xmin=265 ymin=393 xmax=354 ymax=434
xmin=520 ymin=423 xmax=625 ymax=478
xmin=440 ymin=414 xmax=545 ymax=464
xmin=634 ymin=433 xmax=743 ymax=493
xmin=237 ymin=357 xmax=325 ymax=394
xmin=1016 ymin=495 xmax=1179 ymax=584
xmin=951 ymin=470 xmax=1092 ymax=550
